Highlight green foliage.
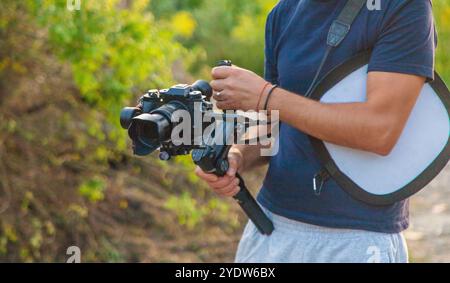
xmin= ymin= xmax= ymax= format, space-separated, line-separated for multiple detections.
xmin=99 ymin=237 xmax=124 ymax=263
xmin=78 ymin=177 xmax=107 ymax=203
xmin=165 ymin=192 xmax=207 ymax=230
xmin=0 ymin=223 xmax=18 ymax=256
xmin=151 ymin=0 xmax=277 ymax=76
xmin=149 ymin=0 xmax=204 ymax=17
xmin=164 ymin=191 xmax=234 ymax=230
xmin=24 ymin=0 xmax=189 ymax=144
xmin=195 ymin=0 xmax=276 ymax=75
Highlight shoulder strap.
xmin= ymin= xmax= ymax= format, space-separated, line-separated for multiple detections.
xmin=305 ymin=0 xmax=367 ymax=97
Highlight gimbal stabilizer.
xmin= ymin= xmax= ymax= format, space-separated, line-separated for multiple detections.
xmin=120 ymin=60 xmax=274 ymax=235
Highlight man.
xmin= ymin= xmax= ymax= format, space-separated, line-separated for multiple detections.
xmin=195 ymin=0 xmax=436 ymax=263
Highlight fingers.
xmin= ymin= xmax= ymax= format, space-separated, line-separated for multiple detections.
xmin=227 ymin=156 xmax=239 ymax=177
xmin=210 ymin=79 xmax=226 ymax=92
xmin=195 ymin=166 xmax=240 ymax=197
xmin=213 ymin=90 xmax=228 ymax=101
xmin=208 ymin=174 xmax=236 ymax=189
xmin=195 ymin=166 xmax=218 ymax=182
xmin=195 ymin=151 xmax=243 ymax=198
xmin=216 ymin=100 xmax=233 ymax=110
xmin=214 ymin=89 xmax=241 ymax=110
xmin=212 ymin=66 xmax=233 ymax=80
xmin=196 ymin=166 xmax=234 ymax=188
xmin=213 ymin=179 xmax=240 ymax=197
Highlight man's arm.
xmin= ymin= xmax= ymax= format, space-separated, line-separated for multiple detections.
xmin=211 ymin=67 xmax=425 ymax=156
xmin=268 ymin=72 xmax=425 ymax=155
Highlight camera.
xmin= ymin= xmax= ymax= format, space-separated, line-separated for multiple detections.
xmin=119 ymin=60 xmax=274 ymax=235
xmin=120 ymin=80 xmax=213 ymax=157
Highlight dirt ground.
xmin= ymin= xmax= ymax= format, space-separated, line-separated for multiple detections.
xmin=407 ymin=163 xmax=450 ymax=262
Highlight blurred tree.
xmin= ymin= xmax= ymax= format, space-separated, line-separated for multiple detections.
xmin=22 ymin=0 xmax=190 ymax=146
xmin=150 ymin=0 xmax=278 ymax=76
xmin=149 ymin=0 xmax=204 ymax=17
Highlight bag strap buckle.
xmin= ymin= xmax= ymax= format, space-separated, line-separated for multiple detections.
xmin=313 ymin=169 xmax=330 ymax=196
xmin=327 ymin=20 xmax=351 ymax=47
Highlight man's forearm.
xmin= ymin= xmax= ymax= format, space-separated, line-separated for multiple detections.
xmin=211 ymin=65 xmax=424 ymax=157
xmin=268 ymin=88 xmax=403 ymax=156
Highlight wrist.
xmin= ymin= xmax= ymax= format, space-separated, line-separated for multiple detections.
xmin=256 ymin=81 xmax=271 ymax=111
xmin=266 ymin=86 xmax=285 ymax=112
xmin=260 ymin=84 xmax=279 ymax=113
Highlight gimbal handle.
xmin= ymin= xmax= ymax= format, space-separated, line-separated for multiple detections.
xmin=233 ymin=173 xmax=274 ymax=235
xmin=192 ymin=142 xmax=274 ymax=235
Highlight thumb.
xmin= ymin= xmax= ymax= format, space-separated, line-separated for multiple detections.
xmin=226 ymin=153 xmax=241 ymax=177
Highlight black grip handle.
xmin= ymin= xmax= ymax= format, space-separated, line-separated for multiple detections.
xmin=217 ymin=60 xmax=232 ymax=67
xmin=233 ymin=173 xmax=274 ymax=235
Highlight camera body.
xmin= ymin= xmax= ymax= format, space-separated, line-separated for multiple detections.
xmin=120 ymin=80 xmax=213 ymax=158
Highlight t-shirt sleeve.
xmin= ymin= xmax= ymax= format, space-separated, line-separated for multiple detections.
xmin=368 ymin=0 xmax=436 ymax=82
xmin=264 ymin=7 xmax=279 ymax=85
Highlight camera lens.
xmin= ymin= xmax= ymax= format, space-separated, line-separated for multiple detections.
xmin=120 ymin=107 xmax=141 ymax=129
xmin=131 ymin=113 xmax=171 ymax=146
xmin=127 ymin=114 xmax=165 ymax=156
xmin=127 ymin=101 xmax=187 ymax=156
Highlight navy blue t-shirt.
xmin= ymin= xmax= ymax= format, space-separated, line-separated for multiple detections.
xmin=257 ymin=0 xmax=436 ymax=233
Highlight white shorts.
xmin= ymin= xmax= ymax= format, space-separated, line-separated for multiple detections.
xmin=235 ymin=207 xmax=408 ymax=263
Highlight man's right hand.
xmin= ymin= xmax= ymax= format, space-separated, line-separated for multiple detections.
xmin=194 ymin=150 xmax=244 ymax=197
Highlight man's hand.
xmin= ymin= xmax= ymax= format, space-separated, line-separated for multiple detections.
xmin=211 ymin=65 xmax=268 ymax=111
xmin=195 ymin=150 xmax=243 ymax=197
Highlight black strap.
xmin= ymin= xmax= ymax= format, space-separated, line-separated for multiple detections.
xmin=307 ymin=0 xmax=366 ymax=197
xmin=305 ymin=0 xmax=367 ymax=98
xmin=263 ymin=84 xmax=279 ymax=110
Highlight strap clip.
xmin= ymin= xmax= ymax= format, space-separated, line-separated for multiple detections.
xmin=313 ymin=169 xmax=330 ymax=196
xmin=327 ymin=20 xmax=351 ymax=47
